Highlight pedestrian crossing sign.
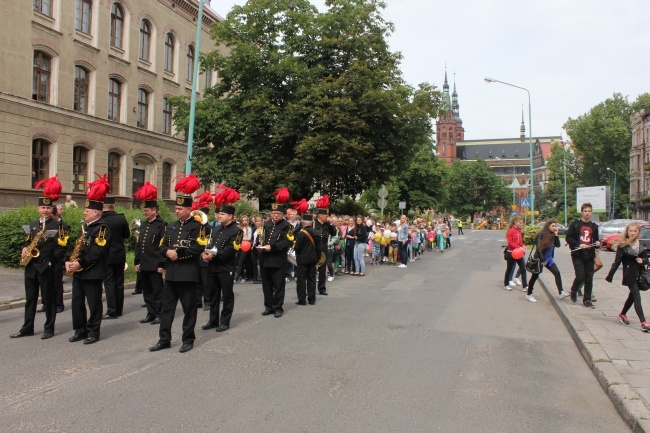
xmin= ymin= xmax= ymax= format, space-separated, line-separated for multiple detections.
xmin=521 ymin=198 xmax=530 ymax=208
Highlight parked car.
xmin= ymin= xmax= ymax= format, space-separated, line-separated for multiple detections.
xmin=598 ymin=219 xmax=645 ymax=239
xmin=536 ymin=221 xmax=567 ymax=236
xmin=600 ymin=221 xmax=650 ymax=251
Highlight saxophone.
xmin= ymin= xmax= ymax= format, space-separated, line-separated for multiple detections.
xmin=66 ymin=221 xmax=86 ymax=277
xmin=20 ymin=222 xmax=46 ymax=266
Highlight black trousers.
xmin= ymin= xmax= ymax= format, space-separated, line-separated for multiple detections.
xmin=198 ymin=266 xmax=210 ymax=305
xmin=72 ymin=278 xmax=103 ymax=338
xmin=236 ymin=251 xmax=253 ymax=280
xmin=22 ymin=268 xmax=56 ymax=334
xmin=261 ymin=266 xmax=286 ymax=312
xmin=622 ymin=282 xmax=646 ymax=323
xmin=296 ymin=263 xmax=316 ymax=303
xmin=207 ymin=270 xmax=235 ymax=326
xmin=458 ymin=227 xmax=464 ymax=235
xmin=104 ymin=263 xmax=125 ymax=316
xmin=140 ymin=270 xmax=163 ymax=317
xmin=528 ymin=262 xmax=563 ymax=295
xmin=251 ymin=248 xmax=260 ymax=281
xmin=159 ymin=281 xmax=197 ymax=345
xmin=504 ymin=252 xmax=528 ymax=288
xmin=54 ymin=262 xmax=64 ymax=307
xmin=570 ymin=256 xmax=595 ymax=303
xmin=317 ymin=258 xmax=327 ymax=292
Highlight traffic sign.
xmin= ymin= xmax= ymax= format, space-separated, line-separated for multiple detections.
xmin=398 ymin=201 xmax=406 ymax=209
xmin=377 ymin=198 xmax=387 ymax=208
xmin=378 ymin=185 xmax=388 ymax=199
xmin=521 ymin=197 xmax=530 ymax=208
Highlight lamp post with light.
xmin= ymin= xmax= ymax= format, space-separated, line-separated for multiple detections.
xmin=484 ymin=77 xmax=534 ymax=224
xmin=607 ymin=167 xmax=617 ymax=219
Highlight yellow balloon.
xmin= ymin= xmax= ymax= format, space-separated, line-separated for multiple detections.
xmin=380 ymin=237 xmax=388 ymax=246
xmin=373 ymin=232 xmax=382 ymax=242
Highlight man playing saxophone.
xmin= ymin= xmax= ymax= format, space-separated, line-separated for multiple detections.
xmin=11 ymin=176 xmax=66 ymax=340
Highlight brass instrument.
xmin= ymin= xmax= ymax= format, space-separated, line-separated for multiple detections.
xmin=20 ymin=222 xmax=46 ymax=266
xmin=191 ymin=210 xmax=208 ymax=225
xmin=66 ymin=220 xmax=86 ymax=277
xmin=287 ymin=248 xmax=297 ymax=266
xmin=203 ymin=229 xmax=218 ymax=257
xmin=172 ymin=239 xmax=193 ymax=249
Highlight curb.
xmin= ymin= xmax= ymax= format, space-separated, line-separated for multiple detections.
xmin=539 ymin=276 xmax=650 ymax=433
xmin=0 ymin=281 xmax=137 ymax=312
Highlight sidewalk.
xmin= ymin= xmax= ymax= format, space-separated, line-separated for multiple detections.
xmin=538 ymin=246 xmax=650 ymax=433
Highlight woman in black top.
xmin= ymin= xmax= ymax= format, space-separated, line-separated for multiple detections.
xmin=353 ymin=215 xmax=368 ymax=276
xmin=344 ymin=217 xmax=356 ymax=274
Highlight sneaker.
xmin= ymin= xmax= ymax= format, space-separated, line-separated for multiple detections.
xmin=642 ymin=322 xmax=650 ymax=332
xmin=514 ymin=278 xmax=522 ymax=286
xmin=508 ymin=281 xmax=517 ymax=289
xmin=397 ymin=264 xmax=405 ymax=268
xmin=583 ymin=301 xmax=595 ymax=309
xmin=521 ymin=286 xmax=527 ymax=292
xmin=504 ymin=285 xmax=512 ymax=291
xmin=526 ymin=294 xmax=537 ymax=302
xmin=559 ymin=291 xmax=570 ymax=300
xmin=618 ymin=314 xmax=630 ymax=325
xmin=570 ymin=291 xmax=577 ymax=303
xmin=327 ymin=276 xmax=334 ymax=282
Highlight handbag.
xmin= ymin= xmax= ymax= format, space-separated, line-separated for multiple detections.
xmin=525 ymin=249 xmax=542 ymax=274
xmin=594 ymin=253 xmax=604 ymax=272
xmin=638 ymin=267 xmax=650 ymax=291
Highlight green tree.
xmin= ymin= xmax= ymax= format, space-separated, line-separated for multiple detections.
xmin=399 ymin=149 xmax=449 ymax=212
xmin=540 ymin=141 xmax=582 ymax=221
xmin=445 ymin=159 xmax=510 ymax=218
xmin=172 ymin=0 xmax=442 ymax=207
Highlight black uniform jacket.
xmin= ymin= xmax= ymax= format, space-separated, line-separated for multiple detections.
xmin=206 ymin=221 xmax=240 ymax=273
xmin=294 ymin=227 xmax=318 ymax=265
xmin=134 ymin=215 xmax=167 ymax=272
xmin=258 ymin=219 xmax=292 ymax=268
xmin=606 ymin=244 xmax=649 ymax=286
xmin=161 ymin=217 xmax=203 ymax=282
xmin=22 ymin=217 xmax=67 ymax=277
xmin=101 ymin=210 xmax=130 ymax=265
xmin=313 ymin=219 xmax=337 ymax=253
xmin=74 ymin=219 xmax=112 ymax=280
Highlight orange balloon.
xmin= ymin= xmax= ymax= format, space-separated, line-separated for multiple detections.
xmin=511 ymin=247 xmax=525 ymax=259
xmin=241 ymin=240 xmax=252 ymax=252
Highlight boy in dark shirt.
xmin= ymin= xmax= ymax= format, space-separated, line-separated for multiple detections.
xmin=565 ymin=202 xmax=601 ymax=308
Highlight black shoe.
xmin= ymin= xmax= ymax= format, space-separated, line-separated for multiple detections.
xmin=141 ymin=304 xmax=147 ymax=308
xmin=140 ymin=315 xmax=155 ymax=324
xmin=132 ymin=290 xmax=143 ymax=295
xmin=262 ymin=309 xmax=274 ymax=316
xmin=202 ymin=322 xmax=217 ymax=330
xmin=295 ymin=300 xmax=307 ymax=306
xmin=179 ymin=343 xmax=193 ymax=353
xmin=41 ymin=332 xmax=54 ymax=340
xmin=570 ymin=291 xmax=577 ymax=303
xmin=151 ymin=318 xmax=161 ymax=325
xmin=216 ymin=324 xmax=229 ymax=332
xmin=56 ymin=306 xmax=64 ymax=313
xmin=308 ymin=301 xmax=315 ymax=305
xmin=10 ymin=331 xmax=33 ymax=338
xmin=69 ymin=332 xmax=87 ymax=342
xmin=319 ymin=291 xmax=328 ymax=296
xmin=103 ymin=314 xmax=118 ymax=320
xmin=577 ymin=289 xmax=583 ymax=296
xmin=83 ymin=336 xmax=99 ymax=345
xmin=591 ymin=297 xmax=597 ymax=302
xmin=203 ymin=304 xmax=211 ymax=311
xmin=274 ymin=310 xmax=283 ymax=318
xmin=149 ymin=341 xmax=171 ymax=352
xmin=583 ymin=301 xmax=595 ymax=309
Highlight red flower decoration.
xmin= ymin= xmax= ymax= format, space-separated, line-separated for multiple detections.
xmin=34 ymin=174 xmax=63 ymax=201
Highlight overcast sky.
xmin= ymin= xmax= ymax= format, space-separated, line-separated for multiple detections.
xmin=208 ymin=0 xmax=650 ymax=140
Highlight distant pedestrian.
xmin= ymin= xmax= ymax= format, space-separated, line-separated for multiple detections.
xmin=64 ymin=195 xmax=78 ymax=209
xmin=458 ymin=220 xmax=464 ymax=235
xmin=605 ymin=222 xmax=650 ymax=332
xmin=526 ymin=220 xmax=568 ymax=302
xmin=566 ymin=203 xmax=600 ymax=308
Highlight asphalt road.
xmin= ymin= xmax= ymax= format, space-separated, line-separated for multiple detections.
xmin=0 ymin=231 xmax=630 ymax=432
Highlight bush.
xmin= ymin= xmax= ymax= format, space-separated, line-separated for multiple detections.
xmin=523 ymin=225 xmax=541 ymax=246
xmin=0 ymin=207 xmax=39 ymax=267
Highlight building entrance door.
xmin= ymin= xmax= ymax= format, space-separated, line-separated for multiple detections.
xmin=132 ymin=168 xmax=145 ymax=208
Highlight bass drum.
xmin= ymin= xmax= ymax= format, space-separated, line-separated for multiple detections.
xmin=287 ymin=248 xmax=297 ymax=266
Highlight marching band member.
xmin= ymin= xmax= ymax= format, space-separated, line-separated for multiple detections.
xmin=201 ymin=186 xmax=241 ymax=332
xmin=101 ymin=196 xmax=130 ymax=319
xmin=133 ymin=182 xmax=166 ymax=325
xmin=11 ymin=175 xmax=66 ymax=340
xmin=149 ymin=174 xmax=203 ymax=353
xmin=194 ymin=192 xmax=213 ymax=310
xmin=292 ymin=203 xmax=319 ymax=306
xmin=66 ymin=174 xmax=112 ymax=345
xmin=314 ymin=195 xmax=336 ymax=295
xmin=257 ymin=188 xmax=293 ymax=318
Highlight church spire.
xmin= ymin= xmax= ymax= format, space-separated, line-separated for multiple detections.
xmin=451 ymin=73 xmax=459 ymax=117
xmin=520 ymin=106 xmax=526 ymax=141
xmin=442 ymin=66 xmax=451 ymax=109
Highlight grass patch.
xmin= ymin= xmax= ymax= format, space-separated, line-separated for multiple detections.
xmin=125 ymin=251 xmax=136 ymax=283
xmin=609 ymin=382 xmax=622 ymax=386
xmin=595 ymin=358 xmax=611 ymax=363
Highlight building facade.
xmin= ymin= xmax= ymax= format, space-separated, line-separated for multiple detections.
xmin=0 ymin=0 xmax=223 ymax=209
xmin=630 ymin=109 xmax=650 ymax=219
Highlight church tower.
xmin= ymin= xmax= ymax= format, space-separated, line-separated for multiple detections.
xmin=436 ymin=69 xmax=465 ymax=165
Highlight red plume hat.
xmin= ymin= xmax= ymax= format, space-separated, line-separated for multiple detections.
xmin=291 ymin=198 xmax=309 ymax=216
xmin=271 ymin=187 xmax=290 ymax=213
xmin=134 ymin=181 xmax=158 ymax=208
xmin=85 ymin=173 xmax=110 ymax=211
xmin=214 ymin=184 xmax=240 ymax=215
xmin=316 ymin=194 xmax=330 ymax=215
xmin=34 ymin=174 xmax=62 ymax=207
xmin=173 ymin=173 xmax=201 ymax=207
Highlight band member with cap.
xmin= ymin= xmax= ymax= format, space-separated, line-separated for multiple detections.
xmin=194 ymin=191 xmax=213 ymax=310
xmin=314 ymin=195 xmax=336 ymax=295
xmin=133 ymin=182 xmax=166 ymax=325
xmin=201 ymin=185 xmax=241 ymax=332
xmin=51 ymin=203 xmax=69 ymax=313
xmin=293 ymin=207 xmax=319 ymax=306
xmin=11 ymin=175 xmax=66 ymax=340
xmin=66 ymin=173 xmax=112 ymax=345
xmin=101 ymin=196 xmax=130 ymax=319
xmin=150 ymin=173 xmax=203 ymax=353
xmin=257 ymin=187 xmax=293 ymax=318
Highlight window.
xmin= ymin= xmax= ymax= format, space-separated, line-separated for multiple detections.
xmin=205 ymin=69 xmax=212 ymax=88
xmin=108 ymin=78 xmax=121 ymax=122
xmin=137 ymin=88 xmax=149 ymax=129
xmin=108 ymin=152 xmax=120 ymax=194
xmin=139 ymin=20 xmax=151 ymax=61
xmin=162 ymin=162 xmax=172 ymax=200
xmin=73 ymin=146 xmax=88 ymax=192
xmin=75 ymin=0 xmax=92 ymax=34
xmin=32 ymin=51 xmax=51 ymax=103
xmin=32 ymin=139 xmax=50 ymax=184
xmin=110 ymin=3 xmax=124 ymax=49
xmin=164 ymin=33 xmax=174 ymax=72
xmin=186 ymin=45 xmax=195 ymax=82
xmin=162 ymin=97 xmax=172 ymax=135
xmin=33 ymin=0 xmax=52 ymax=16
xmin=73 ymin=66 xmax=89 ymax=113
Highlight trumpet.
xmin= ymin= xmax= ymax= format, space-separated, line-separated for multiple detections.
xmin=203 ymin=230 xmax=218 ymax=257
xmin=172 ymin=239 xmax=193 ymax=249
xmin=191 ymin=210 xmax=208 ymax=225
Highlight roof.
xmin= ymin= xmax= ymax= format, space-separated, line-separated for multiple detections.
xmin=457 ymin=136 xmax=560 ymax=146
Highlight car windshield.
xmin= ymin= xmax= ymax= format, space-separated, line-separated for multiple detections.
xmin=641 ymin=227 xmax=650 ymax=239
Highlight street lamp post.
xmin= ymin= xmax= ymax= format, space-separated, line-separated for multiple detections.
xmin=563 ymin=143 xmax=568 ymax=227
xmin=607 ymin=167 xmax=617 ymax=219
xmin=185 ymin=0 xmax=206 ymax=173
xmin=485 ymin=77 xmax=535 ymax=225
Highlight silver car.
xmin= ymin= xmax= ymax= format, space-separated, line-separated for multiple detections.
xmin=598 ymin=219 xmax=645 ymax=238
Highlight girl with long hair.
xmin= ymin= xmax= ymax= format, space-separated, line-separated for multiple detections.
xmin=344 ymin=217 xmax=357 ymax=274
xmin=503 ymin=216 xmax=528 ymax=291
xmin=605 ymin=222 xmax=650 ymax=332
xmin=526 ymin=220 xmax=567 ymax=302
xmin=353 ymin=215 xmax=368 ymax=275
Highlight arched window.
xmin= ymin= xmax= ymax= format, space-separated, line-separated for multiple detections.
xmin=162 ymin=162 xmax=172 ymax=199
xmin=34 ymin=0 xmax=52 ymax=16
xmin=139 ymin=20 xmax=151 ymax=61
xmin=33 ymin=51 xmax=51 ymax=103
xmin=108 ymin=78 xmax=121 ymax=122
xmin=74 ymin=66 xmax=89 ymax=113
xmin=186 ymin=45 xmax=195 ymax=82
xmin=73 ymin=146 xmax=88 ymax=192
xmin=137 ymin=88 xmax=149 ymax=129
xmin=164 ymin=33 xmax=174 ymax=72
xmin=32 ymin=139 xmax=50 ymax=185
xmin=108 ymin=151 xmax=121 ymax=194
xmin=75 ymin=0 xmax=92 ymax=34
xmin=162 ymin=97 xmax=172 ymax=135
xmin=110 ymin=3 xmax=124 ymax=49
